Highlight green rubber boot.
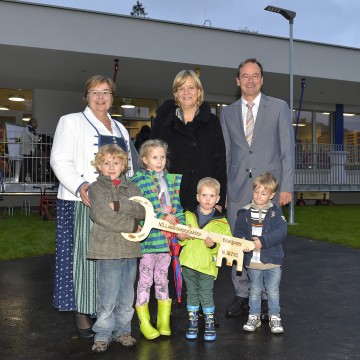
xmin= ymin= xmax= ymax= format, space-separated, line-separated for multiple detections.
xmin=136 ymin=303 xmax=160 ymax=340
xmin=157 ymin=299 xmax=172 ymax=336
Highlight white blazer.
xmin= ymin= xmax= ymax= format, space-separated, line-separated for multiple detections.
xmin=50 ymin=106 xmax=134 ymax=201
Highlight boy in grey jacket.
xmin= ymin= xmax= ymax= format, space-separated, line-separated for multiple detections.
xmin=87 ymin=144 xmax=145 ymax=353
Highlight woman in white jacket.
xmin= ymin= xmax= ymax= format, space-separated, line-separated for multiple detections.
xmin=50 ymin=75 xmax=138 ymax=338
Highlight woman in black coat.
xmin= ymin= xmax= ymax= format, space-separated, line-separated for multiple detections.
xmin=150 ymin=70 xmax=227 ymax=212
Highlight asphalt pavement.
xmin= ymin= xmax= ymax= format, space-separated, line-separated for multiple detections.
xmin=0 ymin=235 xmax=359 ymax=360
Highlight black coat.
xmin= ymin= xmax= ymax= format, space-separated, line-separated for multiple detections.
xmin=134 ymin=132 xmax=150 ymax=151
xmin=150 ymin=99 xmax=227 ymax=211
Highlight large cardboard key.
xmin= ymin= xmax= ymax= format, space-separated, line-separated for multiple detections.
xmin=121 ymin=196 xmax=255 ymax=271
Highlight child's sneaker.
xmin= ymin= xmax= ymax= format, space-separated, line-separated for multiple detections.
xmin=92 ymin=340 xmax=108 ymax=353
xmin=269 ymin=315 xmax=284 ymax=334
xmin=243 ymin=315 xmax=261 ymax=332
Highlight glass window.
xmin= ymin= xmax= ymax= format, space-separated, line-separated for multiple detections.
xmin=294 ymin=110 xmax=312 ymax=144
xmin=112 ymin=97 xmax=157 ymax=140
xmin=344 ymin=114 xmax=360 ymax=145
xmin=315 ymin=112 xmax=331 ymax=144
xmin=209 ymin=103 xmax=228 ymax=117
xmin=344 ymin=114 xmax=360 ymax=169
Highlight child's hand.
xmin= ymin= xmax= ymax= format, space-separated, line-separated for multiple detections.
xmin=135 ymin=224 xmax=142 ymax=233
xmin=243 ymin=246 xmax=251 ymax=253
xmin=177 ymin=232 xmax=189 ymax=241
xmin=252 ymin=237 xmax=262 ymax=250
xmin=204 ymin=237 xmax=215 ymax=248
xmin=164 ymin=214 xmax=178 ymax=225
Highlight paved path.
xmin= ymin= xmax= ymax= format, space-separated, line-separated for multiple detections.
xmin=0 ymin=236 xmax=359 ymax=360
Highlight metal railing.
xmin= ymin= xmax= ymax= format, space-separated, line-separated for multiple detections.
xmin=1 ymin=132 xmax=360 ymax=193
xmin=0 ymin=131 xmax=57 ymax=193
xmin=295 ymin=143 xmax=360 ymax=191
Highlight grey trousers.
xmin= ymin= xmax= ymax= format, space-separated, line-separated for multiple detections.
xmin=227 ymin=197 xmax=252 ymax=298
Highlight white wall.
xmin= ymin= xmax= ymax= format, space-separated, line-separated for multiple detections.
xmin=33 ymin=89 xmax=84 ymax=133
xmin=2 ymin=1 xmax=360 ymax=82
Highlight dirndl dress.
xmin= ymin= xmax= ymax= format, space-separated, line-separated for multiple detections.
xmin=53 ymin=115 xmax=138 ymax=313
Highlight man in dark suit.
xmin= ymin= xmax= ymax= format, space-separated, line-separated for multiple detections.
xmin=220 ymin=58 xmax=295 ymax=319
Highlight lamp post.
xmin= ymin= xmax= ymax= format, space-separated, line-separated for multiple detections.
xmin=265 ymin=5 xmax=296 ymax=224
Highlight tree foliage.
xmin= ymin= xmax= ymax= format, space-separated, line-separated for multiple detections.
xmin=239 ymin=27 xmax=258 ymax=34
xmin=131 ymin=1 xmax=148 ymax=17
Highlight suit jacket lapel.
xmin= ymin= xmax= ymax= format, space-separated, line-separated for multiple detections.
xmin=232 ymin=99 xmax=245 ymax=139
xmin=252 ymin=94 xmax=269 ymax=145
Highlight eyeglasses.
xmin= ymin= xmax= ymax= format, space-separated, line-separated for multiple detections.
xmin=87 ymin=90 xmax=113 ymax=98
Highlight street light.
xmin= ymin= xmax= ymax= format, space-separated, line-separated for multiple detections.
xmin=265 ymin=5 xmax=296 ymax=224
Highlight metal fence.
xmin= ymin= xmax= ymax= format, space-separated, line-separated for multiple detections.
xmin=0 ymin=131 xmax=56 ymax=193
xmin=295 ymin=143 xmax=360 ymax=191
xmin=1 ymin=131 xmax=360 ymax=193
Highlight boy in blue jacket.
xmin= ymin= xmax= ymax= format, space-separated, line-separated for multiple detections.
xmin=233 ymin=172 xmax=287 ymax=334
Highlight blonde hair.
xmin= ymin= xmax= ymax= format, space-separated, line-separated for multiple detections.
xmin=83 ymin=75 xmax=115 ymax=105
xmin=253 ymin=172 xmax=279 ymax=193
xmin=139 ymin=139 xmax=169 ymax=170
xmin=91 ymin=144 xmax=128 ymax=174
xmin=173 ymin=70 xmax=204 ymax=108
xmin=197 ymin=177 xmax=221 ymax=195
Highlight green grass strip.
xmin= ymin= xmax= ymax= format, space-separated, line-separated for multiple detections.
xmin=0 ymin=209 xmax=56 ymax=260
xmin=0 ymin=205 xmax=358 ymax=261
xmin=283 ymin=204 xmax=359 ymax=248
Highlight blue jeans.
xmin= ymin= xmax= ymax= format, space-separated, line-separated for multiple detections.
xmin=247 ymin=266 xmax=282 ymax=318
xmin=93 ymin=258 xmax=137 ymax=343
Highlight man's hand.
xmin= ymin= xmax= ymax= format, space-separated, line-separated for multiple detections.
xmin=278 ymin=191 xmax=292 ymax=206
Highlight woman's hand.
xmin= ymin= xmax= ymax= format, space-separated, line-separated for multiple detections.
xmin=79 ymin=183 xmax=90 ymax=207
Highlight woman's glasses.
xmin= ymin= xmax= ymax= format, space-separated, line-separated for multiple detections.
xmin=87 ymin=90 xmax=113 ymax=98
